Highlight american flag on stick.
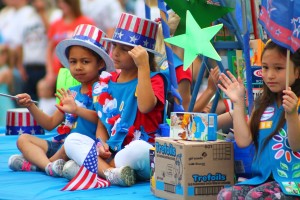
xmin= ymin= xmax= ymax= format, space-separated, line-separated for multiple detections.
xmin=61 ymin=142 xmax=110 ymax=191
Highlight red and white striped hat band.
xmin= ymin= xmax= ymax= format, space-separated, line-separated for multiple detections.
xmin=107 ymin=13 xmax=159 ymax=54
xmin=72 ymin=24 xmax=110 ymax=53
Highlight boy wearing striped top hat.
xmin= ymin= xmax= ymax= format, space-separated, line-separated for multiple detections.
xmin=8 ymin=24 xmax=113 ymax=177
xmin=63 ymin=13 xmax=166 ymax=186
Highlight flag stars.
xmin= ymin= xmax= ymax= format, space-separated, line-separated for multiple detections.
xmin=62 ymin=143 xmax=110 ymax=191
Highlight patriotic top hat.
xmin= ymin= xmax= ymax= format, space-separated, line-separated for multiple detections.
xmin=56 ymin=24 xmax=114 ymax=71
xmin=104 ymin=13 xmax=160 ymax=55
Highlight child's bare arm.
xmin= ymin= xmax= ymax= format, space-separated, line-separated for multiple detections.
xmin=283 ymin=87 xmax=300 ymax=151
xmin=129 ymin=45 xmax=157 ymax=113
xmin=96 ymin=120 xmax=111 ymax=159
xmin=193 ymin=67 xmax=219 ymax=112
xmin=16 ymin=93 xmax=64 ymax=130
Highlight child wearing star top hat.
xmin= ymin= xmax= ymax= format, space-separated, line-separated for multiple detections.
xmin=8 ymin=24 xmax=114 ymax=177
xmin=62 ymin=13 xmax=166 ymax=186
xmin=217 ymin=41 xmax=300 ymax=199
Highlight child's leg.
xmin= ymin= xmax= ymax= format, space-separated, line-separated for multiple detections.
xmin=246 ymin=181 xmax=300 ymax=200
xmin=62 ymin=133 xmax=96 ymax=180
xmin=16 ymin=134 xmax=50 ymax=169
xmin=63 ymin=133 xmax=114 ymax=178
xmin=217 ymin=185 xmax=254 ymax=200
xmin=114 ymin=140 xmax=153 ymax=180
xmin=63 ymin=133 xmax=95 ymax=165
xmin=49 ymin=145 xmax=68 ymax=162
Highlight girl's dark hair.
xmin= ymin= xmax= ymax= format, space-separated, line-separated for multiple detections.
xmin=250 ymin=41 xmax=300 ymax=155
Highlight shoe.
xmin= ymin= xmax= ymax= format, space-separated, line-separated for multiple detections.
xmin=62 ymin=160 xmax=80 ymax=180
xmin=45 ymin=159 xmax=66 ymax=177
xmin=104 ymin=166 xmax=136 ymax=187
xmin=8 ymin=154 xmax=37 ymax=171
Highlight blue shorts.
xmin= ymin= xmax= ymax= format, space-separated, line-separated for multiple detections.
xmin=46 ymin=140 xmax=63 ymax=158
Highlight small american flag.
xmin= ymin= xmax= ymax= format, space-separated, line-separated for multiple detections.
xmin=61 ymin=143 xmax=110 ymax=191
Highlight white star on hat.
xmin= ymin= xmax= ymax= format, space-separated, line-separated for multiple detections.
xmin=130 ymin=35 xmax=138 ymax=43
xmin=114 ymin=31 xmax=119 ymax=38
xmin=118 ymin=31 xmax=124 ymax=39
xmin=31 ymin=129 xmax=36 ymax=135
xmin=18 ymin=128 xmax=24 ymax=135
xmin=143 ymin=40 xmax=149 ymax=47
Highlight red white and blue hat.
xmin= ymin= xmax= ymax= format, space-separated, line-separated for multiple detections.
xmin=56 ymin=24 xmax=114 ymax=71
xmin=104 ymin=13 xmax=160 ymax=55
xmin=6 ymin=108 xmax=44 ymax=135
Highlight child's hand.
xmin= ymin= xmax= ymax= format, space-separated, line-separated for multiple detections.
xmin=97 ymin=141 xmax=111 ymax=159
xmin=15 ymin=93 xmax=34 ymax=108
xmin=207 ymin=67 xmax=220 ymax=92
xmin=283 ymin=87 xmax=299 ymax=114
xmin=218 ymin=71 xmax=245 ymax=105
xmin=128 ymin=45 xmax=150 ymax=70
xmin=55 ymin=88 xmax=78 ymax=114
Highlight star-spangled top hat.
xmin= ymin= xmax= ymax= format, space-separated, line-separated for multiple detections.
xmin=56 ymin=24 xmax=114 ymax=71
xmin=103 ymin=13 xmax=160 ymax=55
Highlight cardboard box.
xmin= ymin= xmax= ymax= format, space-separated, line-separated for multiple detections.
xmin=152 ymin=137 xmax=234 ymax=200
xmin=170 ymin=112 xmax=217 ymax=141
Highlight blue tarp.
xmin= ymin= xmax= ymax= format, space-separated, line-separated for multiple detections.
xmin=0 ymin=130 xmax=161 ymax=200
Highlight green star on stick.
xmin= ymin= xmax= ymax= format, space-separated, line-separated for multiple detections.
xmin=164 ymin=10 xmax=223 ymax=70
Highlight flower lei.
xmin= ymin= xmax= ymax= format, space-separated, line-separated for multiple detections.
xmin=53 ymin=85 xmax=93 ymax=142
xmin=97 ymin=72 xmax=138 ymax=146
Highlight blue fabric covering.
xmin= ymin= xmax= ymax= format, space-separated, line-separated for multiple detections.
xmin=0 ymin=129 xmax=161 ymax=200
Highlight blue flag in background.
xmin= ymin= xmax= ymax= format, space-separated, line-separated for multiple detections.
xmin=259 ymin=0 xmax=300 ymax=53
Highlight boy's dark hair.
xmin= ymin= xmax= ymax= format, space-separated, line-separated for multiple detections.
xmin=250 ymin=41 xmax=300 ymax=156
xmin=149 ymin=52 xmax=157 ymax=72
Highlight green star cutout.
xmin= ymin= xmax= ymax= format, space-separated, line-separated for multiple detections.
xmin=164 ymin=10 xmax=222 ymax=70
xmin=164 ymin=0 xmax=233 ymax=35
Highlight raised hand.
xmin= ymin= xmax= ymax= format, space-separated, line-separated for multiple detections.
xmin=55 ymin=88 xmax=78 ymax=114
xmin=128 ymin=45 xmax=149 ymax=70
xmin=218 ymin=71 xmax=245 ymax=105
xmin=207 ymin=67 xmax=220 ymax=92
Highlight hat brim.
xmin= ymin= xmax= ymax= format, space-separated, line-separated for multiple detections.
xmin=55 ymin=39 xmax=114 ymax=72
xmin=103 ymin=38 xmax=162 ymax=57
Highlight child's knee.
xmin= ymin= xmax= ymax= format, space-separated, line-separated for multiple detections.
xmin=115 ymin=140 xmax=152 ymax=169
xmin=64 ymin=133 xmax=94 ymax=165
xmin=16 ymin=134 xmax=32 ymax=150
